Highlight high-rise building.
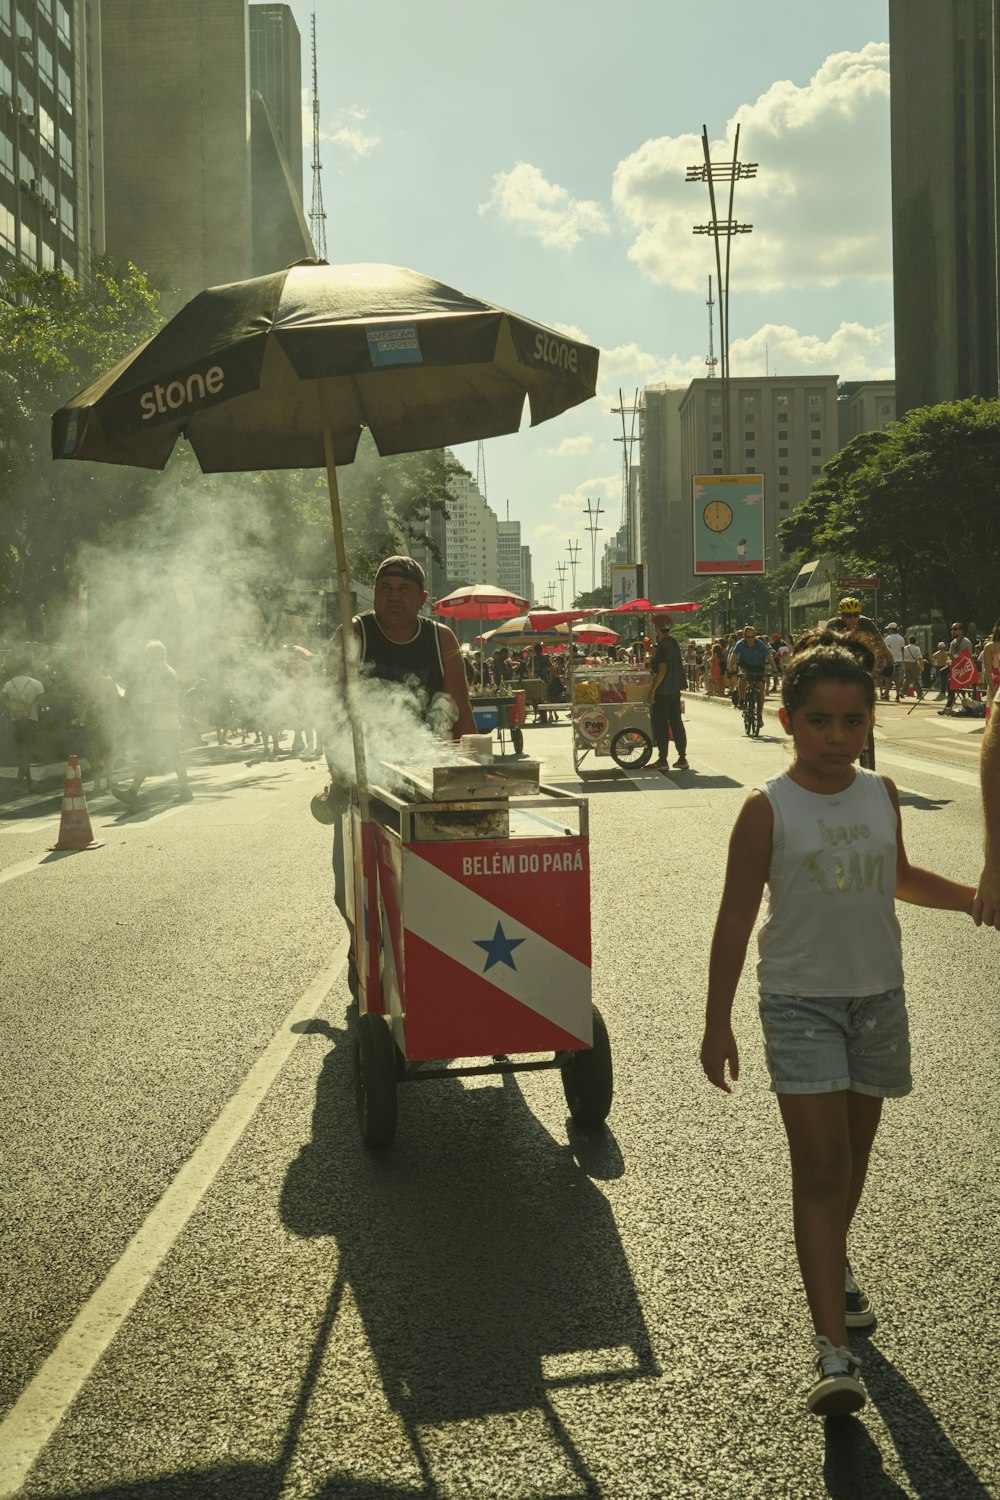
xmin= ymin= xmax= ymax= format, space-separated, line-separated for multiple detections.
xmin=889 ymin=0 xmax=1000 ymax=412
xmin=520 ymin=545 xmax=533 ymax=608
xmin=641 ymin=376 xmax=841 ymax=601
xmin=497 ymin=519 xmax=526 ymax=599
xmin=837 ymin=381 xmax=897 ymax=445
xmin=100 ymin=0 xmax=312 ymax=306
xmin=248 ymin=4 xmax=302 ymax=200
xmin=444 ymin=466 xmax=498 ymax=589
xmin=0 ymin=0 xmax=103 ymax=277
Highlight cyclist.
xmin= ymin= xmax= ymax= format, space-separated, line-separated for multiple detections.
xmin=729 ymin=625 xmax=773 ymax=713
xmin=824 ymin=597 xmax=891 ymax=667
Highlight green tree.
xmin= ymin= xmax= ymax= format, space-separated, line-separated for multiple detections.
xmin=779 ymin=401 xmax=1000 ymax=625
xmin=336 ymin=435 xmax=460 ymax=583
xmin=572 ymin=586 xmax=611 ymax=608
xmin=0 ymin=262 xmax=165 ymax=632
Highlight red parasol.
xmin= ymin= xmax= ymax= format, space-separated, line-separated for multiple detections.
xmin=432 ymin=584 xmax=528 ymax=620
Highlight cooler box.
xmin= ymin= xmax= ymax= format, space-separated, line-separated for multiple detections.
xmin=473 ymin=706 xmax=500 ymax=731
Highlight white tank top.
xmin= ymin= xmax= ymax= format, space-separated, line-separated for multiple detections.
xmin=756 ymin=768 xmax=904 ymax=997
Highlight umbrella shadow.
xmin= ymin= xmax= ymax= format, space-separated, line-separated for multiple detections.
xmin=852 ymin=1339 xmax=995 ymax=1499
xmin=279 ymin=1020 xmax=657 ymax=1494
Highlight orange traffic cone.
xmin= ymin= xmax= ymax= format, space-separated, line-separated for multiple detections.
xmin=48 ymin=755 xmax=105 ymax=851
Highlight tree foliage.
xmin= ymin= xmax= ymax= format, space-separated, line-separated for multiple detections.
xmin=0 ymin=262 xmax=164 ymax=631
xmin=778 ymin=400 xmax=1000 ymax=626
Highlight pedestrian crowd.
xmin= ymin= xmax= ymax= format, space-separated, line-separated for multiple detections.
xmin=0 ymin=636 xmax=328 ymax=805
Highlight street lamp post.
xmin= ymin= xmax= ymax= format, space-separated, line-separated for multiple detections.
xmin=566 ymin=539 xmax=581 ymax=606
xmin=583 ymin=499 xmax=604 ymax=595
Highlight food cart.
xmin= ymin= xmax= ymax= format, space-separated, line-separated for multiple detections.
xmin=469 ymin=688 xmax=527 ymax=755
xmin=344 ymin=754 xmax=612 ymax=1146
xmin=570 ymin=662 xmax=656 ymax=776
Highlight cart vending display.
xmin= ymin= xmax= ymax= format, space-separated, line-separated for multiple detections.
xmin=571 ymin=663 xmax=657 ymax=775
xmin=344 ymin=755 xmax=611 ymax=1145
xmin=469 ymin=688 xmax=527 ymax=755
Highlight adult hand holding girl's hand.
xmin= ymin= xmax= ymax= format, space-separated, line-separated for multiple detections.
xmin=700 ymin=1023 xmax=739 ymax=1093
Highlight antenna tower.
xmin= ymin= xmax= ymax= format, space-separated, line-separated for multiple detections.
xmin=309 ymin=10 xmax=327 ymax=259
xmin=476 ymin=440 xmax=488 ymax=501
xmin=705 ymin=275 xmax=718 ymax=377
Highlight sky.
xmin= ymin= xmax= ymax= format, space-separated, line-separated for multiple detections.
xmin=284 ymin=0 xmax=893 ymax=603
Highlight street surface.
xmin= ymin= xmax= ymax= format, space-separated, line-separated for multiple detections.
xmin=1 ymin=698 xmax=997 ymax=1500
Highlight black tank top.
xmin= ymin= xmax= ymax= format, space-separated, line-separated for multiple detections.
xmin=355 ymin=612 xmax=446 ymax=705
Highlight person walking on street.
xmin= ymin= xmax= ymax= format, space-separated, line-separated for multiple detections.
xmin=940 ymin=621 xmax=974 ymax=715
xmin=701 ymin=630 xmax=980 ymax=1416
xmin=2 ymin=663 xmax=45 ymax=792
xmin=931 ymin=640 xmax=949 ymax=699
xmin=902 ymin=635 xmax=924 ymax=699
xmin=975 ymin=688 xmax=1000 ymax=928
xmin=646 ymin=616 xmax=688 ymax=770
xmin=113 ymin=641 xmax=192 ymax=810
xmin=80 ymin=664 xmax=121 ymax=792
xmin=979 ymin=620 xmax=1000 ymax=721
xmin=882 ymin=623 xmax=905 ymax=701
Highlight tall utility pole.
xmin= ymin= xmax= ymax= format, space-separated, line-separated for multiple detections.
xmin=309 ymin=10 xmax=327 ymax=259
xmin=583 ymin=498 xmax=604 ymax=593
xmin=611 ymin=388 xmax=641 ymax=564
xmin=556 ymin=562 xmax=568 ymax=609
xmin=687 ymin=124 xmax=756 ymax=472
xmin=566 ymin=538 xmax=582 ymax=604
xmin=705 ymin=275 xmax=718 ymax=377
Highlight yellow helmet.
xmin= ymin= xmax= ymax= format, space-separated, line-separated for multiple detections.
xmin=838 ymin=596 xmax=862 ymax=614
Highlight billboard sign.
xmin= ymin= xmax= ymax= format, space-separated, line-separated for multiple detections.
xmin=610 ymin=563 xmax=643 ymax=608
xmin=693 ymin=475 xmax=765 ymax=575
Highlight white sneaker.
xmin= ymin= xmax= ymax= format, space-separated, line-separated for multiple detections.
xmin=807 ymin=1336 xmax=866 ymax=1417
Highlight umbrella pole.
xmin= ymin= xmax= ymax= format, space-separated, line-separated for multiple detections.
xmin=318 ymin=380 xmax=371 ymax=824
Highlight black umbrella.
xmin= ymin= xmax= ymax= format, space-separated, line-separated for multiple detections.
xmin=51 ymin=260 xmax=600 ymax=814
xmin=52 ymin=260 xmax=598 ymax=471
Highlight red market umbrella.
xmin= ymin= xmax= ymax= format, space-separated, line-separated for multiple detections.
xmin=433 ymin=585 xmax=529 ymax=686
xmin=607 ymin=598 xmax=701 ymax=615
xmin=432 ymin=584 xmax=527 ymax=619
xmin=572 ymin=623 xmax=620 ymax=646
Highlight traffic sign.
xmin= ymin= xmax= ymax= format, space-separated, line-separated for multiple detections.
xmin=836 ymin=577 xmax=879 ymax=589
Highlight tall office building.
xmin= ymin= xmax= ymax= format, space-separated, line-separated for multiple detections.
xmin=248 ymin=4 xmax=302 ymax=201
xmin=889 ymin=0 xmax=1000 ymax=412
xmin=641 ymin=376 xmax=841 ymax=602
xmin=520 ymin=545 xmax=533 ymax=608
xmin=497 ymin=519 xmax=525 ymax=599
xmin=0 ymin=0 xmax=103 ymax=277
xmin=444 ymin=466 xmax=499 ymax=589
xmin=100 ymin=0 xmax=312 ymax=306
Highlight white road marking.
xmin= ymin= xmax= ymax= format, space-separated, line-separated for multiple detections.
xmin=869 ymin=748 xmax=980 ymax=789
xmin=0 ymin=854 xmax=51 ymax=885
xmin=0 ymin=941 xmax=349 ymax=1499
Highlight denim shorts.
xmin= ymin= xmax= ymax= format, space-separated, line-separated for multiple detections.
xmin=758 ymin=988 xmax=912 ymax=1098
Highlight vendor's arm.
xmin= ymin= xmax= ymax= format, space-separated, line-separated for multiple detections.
xmin=645 ymin=660 xmax=665 ymax=704
xmin=439 ymin=624 xmax=477 ymax=739
xmin=974 ymin=708 xmax=1000 ymax=928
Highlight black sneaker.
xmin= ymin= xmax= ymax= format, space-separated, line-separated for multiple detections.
xmin=111 ymin=787 xmax=139 ymax=811
xmin=807 ymin=1337 xmax=866 ymax=1416
xmin=846 ymin=1262 xmax=875 ymax=1328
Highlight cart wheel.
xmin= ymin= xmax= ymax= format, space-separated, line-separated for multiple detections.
xmin=511 ymin=725 xmax=524 ymax=755
xmin=560 ymin=1005 xmax=613 ymax=1127
xmin=353 ymin=1012 xmax=398 ymax=1146
xmin=610 ymin=728 xmax=652 ymax=770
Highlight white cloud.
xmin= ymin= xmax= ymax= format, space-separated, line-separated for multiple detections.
xmin=301 ymin=95 xmax=380 ymax=159
xmin=553 ymin=474 xmax=621 ymax=515
xmin=550 ymin=434 xmax=594 ymax=457
xmin=728 ymin=320 xmax=894 ymax=379
xmin=480 ymin=162 xmax=610 ymax=250
xmin=612 ymin=43 xmax=891 ymax=292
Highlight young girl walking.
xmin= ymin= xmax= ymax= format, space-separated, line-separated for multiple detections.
xmin=701 ymin=631 xmax=978 ymax=1417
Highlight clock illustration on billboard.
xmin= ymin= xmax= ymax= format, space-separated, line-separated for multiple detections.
xmin=703 ymin=500 xmax=733 ymax=532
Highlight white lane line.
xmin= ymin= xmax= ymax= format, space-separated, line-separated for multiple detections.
xmin=872 ymin=748 xmax=980 ymax=789
xmin=0 ymin=939 xmax=349 ymax=1499
xmin=0 ymin=855 xmax=51 ymax=885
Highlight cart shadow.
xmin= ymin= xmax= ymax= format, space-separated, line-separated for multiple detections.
xmin=279 ymin=1023 xmax=657 ymax=1493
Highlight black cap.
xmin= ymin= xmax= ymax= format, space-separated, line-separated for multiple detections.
xmin=375 ymin=555 xmax=425 ymax=587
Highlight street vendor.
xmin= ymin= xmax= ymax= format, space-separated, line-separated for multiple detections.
xmin=349 ymin=556 xmax=477 ymax=738
xmin=326 ymin=555 xmax=476 ymax=944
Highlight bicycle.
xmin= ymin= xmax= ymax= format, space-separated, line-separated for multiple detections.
xmin=741 ymin=672 xmax=765 ymax=738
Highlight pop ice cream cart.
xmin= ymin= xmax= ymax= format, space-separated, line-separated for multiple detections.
xmin=343 ymin=755 xmax=611 ymax=1146
xmin=570 ymin=664 xmax=660 ymax=776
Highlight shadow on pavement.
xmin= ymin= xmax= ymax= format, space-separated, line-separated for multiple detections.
xmin=823 ymin=1415 xmax=909 ymax=1497
xmin=278 ymin=1019 xmax=657 ymax=1496
xmin=856 ymin=1340 xmax=994 ymax=1499
xmin=30 ymin=1467 xmax=417 ymax=1499
xmin=896 ymin=791 xmax=953 ymax=811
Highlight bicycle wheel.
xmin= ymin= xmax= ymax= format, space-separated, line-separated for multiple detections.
xmin=743 ymin=693 xmax=754 ymax=737
xmin=752 ymin=686 xmax=763 ymax=737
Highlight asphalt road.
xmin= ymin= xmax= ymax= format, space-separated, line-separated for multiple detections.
xmin=1 ymin=703 xmax=997 ymax=1500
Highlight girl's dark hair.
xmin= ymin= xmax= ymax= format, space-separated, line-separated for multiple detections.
xmin=783 ymin=629 xmax=876 ymax=714
xmin=992 ymin=619 xmax=1000 ymax=643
